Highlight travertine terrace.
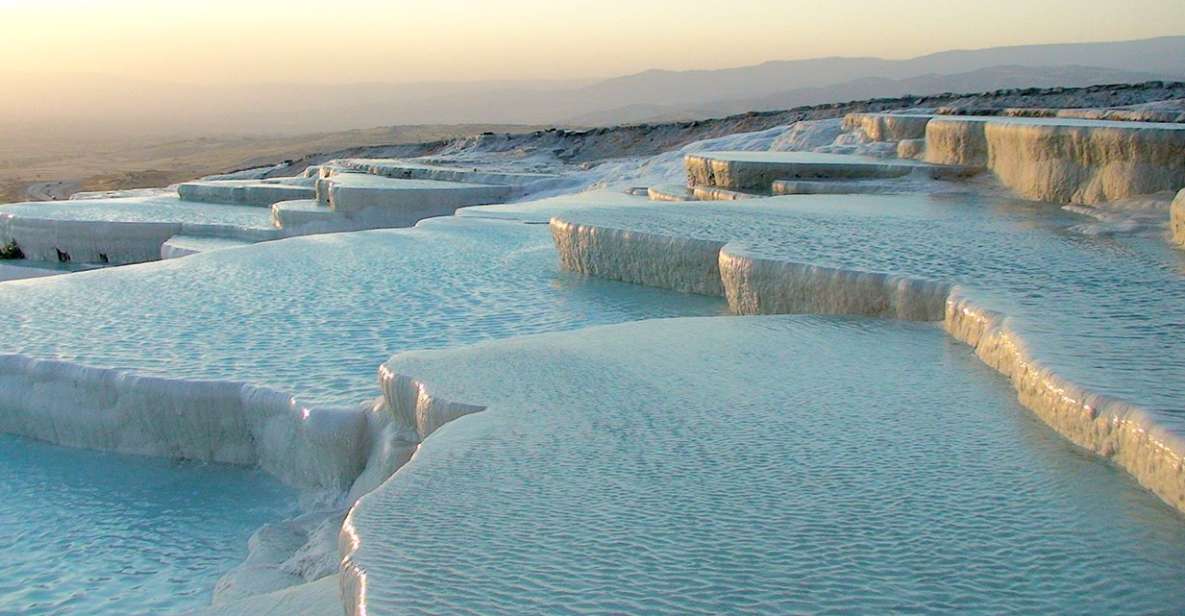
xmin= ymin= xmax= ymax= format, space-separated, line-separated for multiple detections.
xmin=845 ymin=112 xmax=1185 ymax=204
xmin=2 ymin=83 xmax=1185 ymax=615
xmin=549 ymin=194 xmax=1185 ymax=513
xmin=341 ymin=317 xmax=1185 ymax=614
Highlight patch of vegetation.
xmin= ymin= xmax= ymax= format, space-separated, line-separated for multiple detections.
xmin=0 ymin=240 xmax=23 ymax=260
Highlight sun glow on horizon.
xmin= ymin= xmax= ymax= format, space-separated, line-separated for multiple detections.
xmin=2 ymin=0 xmax=1183 ymax=86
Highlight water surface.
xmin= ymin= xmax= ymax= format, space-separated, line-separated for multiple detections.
xmin=0 ymin=435 xmax=296 ymax=615
xmin=350 ymin=316 xmax=1185 ymax=614
xmin=0 ymin=218 xmax=724 ymax=406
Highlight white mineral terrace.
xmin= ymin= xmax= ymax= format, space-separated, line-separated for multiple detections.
xmin=647 ymin=183 xmax=758 ymax=201
xmin=549 ymin=193 xmax=1185 ymax=513
xmin=341 ymin=317 xmax=1185 ymax=614
xmin=178 ymin=178 xmax=317 ymax=206
xmin=646 ymin=183 xmax=695 ymax=201
xmin=1 ymin=107 xmax=1184 ymax=614
xmin=842 ymin=111 xmax=932 ymax=141
xmin=313 ymin=172 xmax=512 ymax=229
xmin=0 ymin=196 xmax=278 ymax=264
xmin=771 ymin=179 xmax=896 ymax=195
xmin=0 ymin=164 xmax=525 ymax=267
xmin=331 ymin=159 xmax=561 ymax=189
xmin=684 ymin=151 xmax=977 ymax=191
xmin=0 ymin=212 xmax=722 ymax=486
xmin=847 ymin=112 xmax=1185 ymax=204
xmin=160 ymin=235 xmax=259 ymax=260
xmin=270 ymin=169 xmax=519 ymax=236
xmin=271 ymin=199 xmax=347 ymax=232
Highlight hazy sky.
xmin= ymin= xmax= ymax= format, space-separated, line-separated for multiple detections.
xmin=2 ymin=0 xmax=1184 ymax=84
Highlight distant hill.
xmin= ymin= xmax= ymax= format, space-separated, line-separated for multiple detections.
xmin=583 ymin=36 xmax=1185 ymax=106
xmin=566 ymin=64 xmax=1173 ymax=125
xmin=2 ymin=35 xmax=1182 ymax=135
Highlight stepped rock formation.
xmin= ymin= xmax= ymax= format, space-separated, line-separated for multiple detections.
xmin=314 ymin=173 xmax=511 ymax=228
xmin=849 ymin=112 xmax=1185 ymax=204
xmin=178 ymin=178 xmax=316 ymax=207
xmin=0 ymin=197 xmax=278 ymax=264
xmin=936 ymin=117 xmax=1185 ymax=203
xmin=548 ymin=194 xmax=1185 ymax=515
xmin=339 ymin=316 xmax=1185 ymax=615
xmin=923 ymin=116 xmax=992 ymax=166
xmin=686 ymin=151 xmax=922 ymax=190
xmin=842 ymin=112 xmax=931 ymax=141
xmin=2 ymin=81 xmax=1185 ymax=615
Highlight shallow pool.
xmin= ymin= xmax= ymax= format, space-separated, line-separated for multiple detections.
xmin=0 ymin=196 xmax=275 ymax=228
xmin=0 ymin=435 xmax=297 ymax=615
xmin=552 ymin=193 xmax=1185 ymax=422
xmin=347 ymin=316 xmax=1185 ymax=614
xmin=0 ymin=217 xmax=724 ymax=406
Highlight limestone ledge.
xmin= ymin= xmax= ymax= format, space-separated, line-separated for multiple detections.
xmin=0 ymin=354 xmax=368 ymax=491
xmin=0 ymin=323 xmax=489 ymax=611
xmin=550 ymin=217 xmax=725 ymax=296
xmin=179 ymin=180 xmax=315 ymax=207
xmin=549 ymin=216 xmax=1185 ymax=514
xmin=843 ymin=113 xmax=932 ymax=142
xmin=945 ymin=293 xmax=1185 ymax=513
xmin=686 ymin=152 xmax=916 ymax=191
xmin=647 ymin=184 xmax=694 ymax=202
xmin=1170 ymin=188 xmax=1185 ymax=247
xmin=923 ymin=116 xmax=1185 ymax=204
xmin=0 ymin=215 xmax=277 ymax=265
xmin=339 ymin=364 xmax=485 ymax=616
xmin=771 ymin=180 xmax=895 ymax=195
xmin=687 ymin=151 xmax=976 ymax=192
xmin=648 ymin=184 xmax=758 ymax=202
xmin=719 ymin=246 xmax=950 ymax=321
xmin=896 ymin=138 xmax=926 ymax=160
xmin=330 ymin=159 xmax=561 ymax=193
xmin=314 ymin=174 xmax=513 ymax=230
xmin=693 ymin=185 xmax=758 ymax=201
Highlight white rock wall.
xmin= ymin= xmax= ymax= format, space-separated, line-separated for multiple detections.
xmin=719 ymin=247 xmax=950 ymax=321
xmin=333 ymin=159 xmax=559 ymax=190
xmin=944 ymin=292 xmax=1185 ymax=513
xmin=550 ymin=218 xmax=726 ymax=296
xmin=984 ymin=122 xmax=1185 ymax=204
xmin=646 ymin=185 xmax=694 ymax=202
xmin=771 ymin=180 xmax=893 ymax=195
xmin=685 ymin=154 xmax=914 ymax=191
xmin=691 ymin=186 xmax=758 ymax=201
xmin=0 ymin=354 xmax=370 ymax=490
xmin=925 ymin=117 xmax=1185 ymax=204
xmin=924 ymin=118 xmax=991 ymax=167
xmin=339 ymin=364 xmax=487 ymax=616
xmin=0 ymin=215 xmax=179 ymax=264
xmin=896 ymin=139 xmax=926 ymax=160
xmin=271 ymin=200 xmax=353 ymax=234
xmin=843 ymin=113 xmax=932 ymax=142
xmin=179 ymin=181 xmax=315 ymax=207
xmin=1172 ymin=189 xmax=1185 ymax=247
xmin=0 ymin=215 xmax=278 ymax=265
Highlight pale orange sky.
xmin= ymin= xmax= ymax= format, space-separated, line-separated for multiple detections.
xmin=1 ymin=0 xmax=1184 ymax=84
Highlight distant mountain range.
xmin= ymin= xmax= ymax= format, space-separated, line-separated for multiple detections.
xmin=3 ymin=35 xmax=1183 ymax=136
xmin=564 ymin=64 xmax=1173 ymax=125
